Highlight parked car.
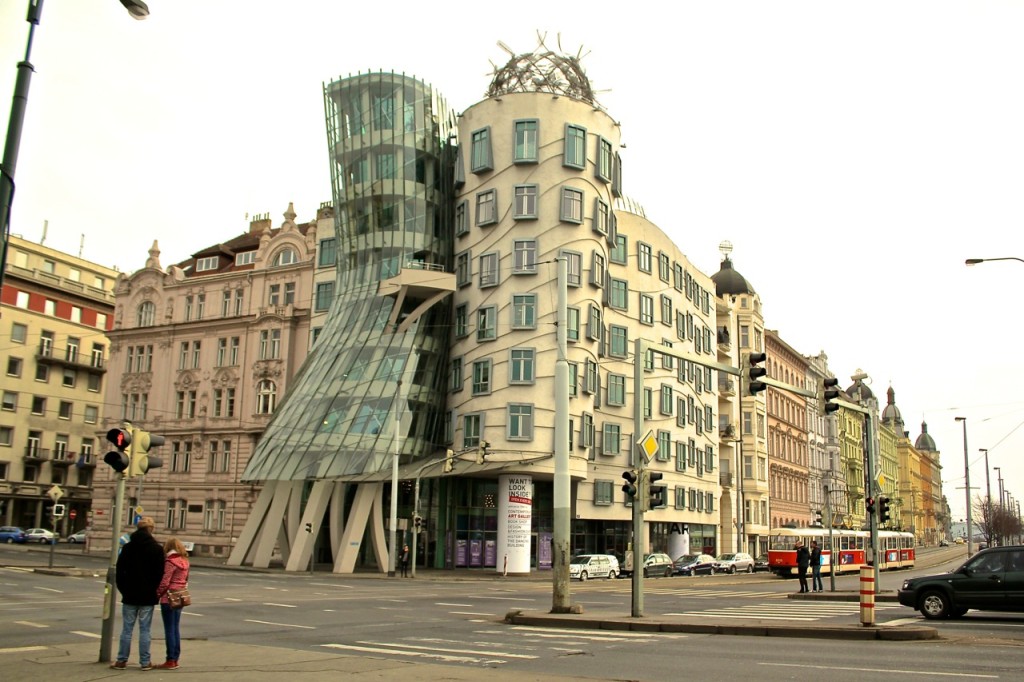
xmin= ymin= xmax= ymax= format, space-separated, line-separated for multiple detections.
xmin=753 ymin=553 xmax=771 ymax=573
xmin=673 ymin=553 xmax=717 ymax=576
xmin=714 ymin=552 xmax=755 ymax=574
xmin=0 ymin=526 xmax=27 ymax=544
xmin=897 ymin=545 xmax=1024 ymax=619
xmin=569 ymin=554 xmax=619 ymax=581
xmin=939 ymin=538 xmax=950 ymax=547
xmin=954 ymin=537 xmax=966 ymax=545
xmin=25 ymin=528 xmax=57 ymax=544
xmin=641 ymin=553 xmax=675 ymax=578
xmin=66 ymin=530 xmax=88 ymax=544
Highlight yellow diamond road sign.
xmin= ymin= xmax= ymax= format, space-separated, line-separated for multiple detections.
xmin=639 ymin=430 xmax=659 ymax=462
xmin=875 ymin=471 xmax=886 ymax=489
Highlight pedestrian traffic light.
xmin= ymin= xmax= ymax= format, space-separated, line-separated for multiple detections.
xmin=822 ymin=377 xmax=841 ymax=414
xmin=443 ymin=448 xmax=455 ymax=473
xmin=413 ymin=514 xmax=423 ymax=531
xmin=866 ymin=497 xmax=875 ymax=515
xmin=747 ymin=352 xmax=767 ymax=395
xmin=477 ymin=440 xmax=489 ymax=465
xmin=647 ymin=471 xmax=666 ymax=510
xmin=129 ymin=429 xmax=165 ymax=477
xmin=305 ymin=522 xmax=312 ymax=533
xmin=814 ymin=509 xmax=823 ymax=526
xmin=879 ymin=496 xmax=891 ymax=524
xmin=103 ymin=427 xmax=132 ymax=473
xmin=52 ymin=503 xmax=66 ymax=518
xmin=621 ymin=470 xmax=638 ymax=499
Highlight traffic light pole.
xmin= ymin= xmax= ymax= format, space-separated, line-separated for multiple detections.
xmin=631 ymin=339 xmax=646 ymax=617
xmin=98 ymin=472 xmax=127 ymax=663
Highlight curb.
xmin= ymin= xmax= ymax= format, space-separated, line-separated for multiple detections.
xmin=504 ymin=610 xmax=939 ymax=641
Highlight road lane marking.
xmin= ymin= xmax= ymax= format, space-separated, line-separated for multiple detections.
xmin=436 ymin=602 xmax=474 ymax=607
xmin=14 ymin=620 xmax=47 ymax=628
xmin=262 ymin=602 xmax=297 ymax=608
xmin=244 ymin=619 xmax=314 ymax=629
xmin=34 ymin=586 xmax=63 ymax=593
xmin=507 ymin=626 xmax=687 ymax=639
xmin=760 ymin=662 xmax=997 ymax=678
xmin=71 ymin=630 xmax=101 ymax=639
xmin=321 ymin=643 xmax=490 ymax=663
xmin=449 ymin=611 xmax=494 ymax=616
xmin=0 ymin=646 xmax=48 ymax=654
xmin=369 ymin=641 xmax=538 ymax=659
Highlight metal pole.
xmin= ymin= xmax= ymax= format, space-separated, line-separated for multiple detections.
xmin=826 ymin=483 xmax=835 ymax=592
xmin=631 ymin=338 xmax=646 ymax=617
xmin=387 ymin=379 xmax=402 ymax=577
xmin=1 ymin=0 xmax=43 ymax=292
xmin=956 ymin=417 xmax=974 ymax=556
xmin=412 ymin=476 xmax=420 ymax=579
xmin=98 ymin=473 xmax=126 ymax=663
xmin=735 ymin=437 xmax=743 ymax=553
xmin=982 ymin=448 xmax=992 ymax=542
xmin=864 ymin=410 xmax=880 ymax=590
xmin=552 ymin=257 xmax=571 ymax=612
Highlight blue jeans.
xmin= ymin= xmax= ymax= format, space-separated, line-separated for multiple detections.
xmin=812 ymin=565 xmax=823 ymax=591
xmin=116 ymin=604 xmax=154 ymax=665
xmin=160 ymin=603 xmax=182 ymax=661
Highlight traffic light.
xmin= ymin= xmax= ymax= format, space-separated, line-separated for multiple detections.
xmin=747 ymin=352 xmax=767 ymax=395
xmin=477 ymin=440 xmax=489 ymax=465
xmin=822 ymin=377 xmax=841 ymax=414
xmin=103 ymin=427 xmax=132 ymax=473
xmin=866 ymin=497 xmax=875 ymax=515
xmin=647 ymin=471 xmax=666 ymax=510
xmin=305 ymin=522 xmax=313 ymax=533
xmin=621 ymin=470 xmax=638 ymax=499
xmin=129 ymin=429 xmax=165 ymax=477
xmin=879 ymin=496 xmax=892 ymax=524
xmin=52 ymin=503 xmax=66 ymax=518
xmin=814 ymin=509 xmax=823 ymax=526
xmin=443 ymin=448 xmax=455 ymax=473
xmin=413 ymin=514 xmax=423 ymax=531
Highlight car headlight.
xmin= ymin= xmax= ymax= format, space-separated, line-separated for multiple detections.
xmin=901 ymin=580 xmax=911 ymax=590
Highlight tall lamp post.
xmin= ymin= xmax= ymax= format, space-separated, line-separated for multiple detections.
xmin=994 ymin=466 xmax=1003 ymax=546
xmin=980 ymin=448 xmax=993 ymax=543
xmin=1 ymin=0 xmax=149 ymax=290
xmin=955 ymin=417 xmax=974 ymax=556
xmin=965 ymin=257 xmax=1024 ymax=266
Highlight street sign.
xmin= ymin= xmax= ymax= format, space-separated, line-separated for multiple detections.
xmin=638 ymin=430 xmax=659 ymax=462
xmin=69 ymin=509 xmax=77 ymax=520
xmin=47 ymin=484 xmax=64 ymax=502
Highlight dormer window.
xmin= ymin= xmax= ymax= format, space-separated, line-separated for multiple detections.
xmin=273 ymin=249 xmax=298 ymax=267
xmin=235 ymin=251 xmax=257 ymax=266
xmin=196 ymin=256 xmax=219 ymax=272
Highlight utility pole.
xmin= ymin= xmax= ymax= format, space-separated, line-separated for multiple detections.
xmin=551 ymin=257 xmax=572 ymax=613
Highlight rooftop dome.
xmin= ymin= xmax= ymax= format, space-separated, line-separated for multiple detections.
xmin=915 ymin=421 xmax=937 ymax=452
xmin=711 ymin=241 xmax=756 ymax=297
xmin=881 ymin=386 xmax=904 ymax=430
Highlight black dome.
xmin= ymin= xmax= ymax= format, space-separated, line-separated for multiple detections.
xmin=712 ymin=257 xmax=756 ymax=297
xmin=915 ymin=421 xmax=937 ymax=452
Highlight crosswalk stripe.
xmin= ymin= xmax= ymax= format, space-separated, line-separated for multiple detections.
xmin=321 ymin=643 xmax=495 ymax=664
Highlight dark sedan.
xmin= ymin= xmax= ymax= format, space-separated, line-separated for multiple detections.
xmin=673 ymin=553 xmax=717 ymax=576
xmin=753 ymin=553 xmax=771 ymax=572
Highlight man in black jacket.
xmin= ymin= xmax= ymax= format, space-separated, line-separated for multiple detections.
xmin=111 ymin=517 xmax=165 ymax=670
xmin=795 ymin=540 xmax=811 ymax=593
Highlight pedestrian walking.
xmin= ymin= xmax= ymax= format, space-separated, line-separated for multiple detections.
xmin=795 ymin=540 xmax=810 ymax=593
xmin=810 ymin=540 xmax=824 ymax=592
xmin=156 ymin=537 xmax=190 ymax=670
xmin=400 ymin=544 xmax=410 ymax=577
xmin=111 ymin=517 xmax=165 ymax=670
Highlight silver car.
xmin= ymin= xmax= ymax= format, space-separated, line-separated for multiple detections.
xmin=569 ymin=554 xmax=619 ymax=581
xmin=714 ymin=552 xmax=755 ymax=574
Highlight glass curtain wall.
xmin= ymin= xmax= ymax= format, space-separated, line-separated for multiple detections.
xmin=243 ymin=73 xmax=456 ymax=482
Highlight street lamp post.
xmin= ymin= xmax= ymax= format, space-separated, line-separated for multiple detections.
xmin=994 ymin=466 xmax=1004 ymax=546
xmin=965 ymin=257 xmax=1024 ymax=266
xmin=955 ymin=417 xmax=974 ymax=556
xmin=1 ymin=0 xmax=149 ymax=291
xmin=980 ymin=448 xmax=993 ymax=544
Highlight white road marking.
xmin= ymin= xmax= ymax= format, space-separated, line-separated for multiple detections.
xmin=34 ymin=586 xmax=63 ymax=593
xmin=262 ymin=602 xmax=297 ymax=608
xmin=0 ymin=646 xmax=48 ymax=654
xmin=14 ymin=620 xmax=47 ymax=628
xmin=436 ymin=602 xmax=474 ymax=607
xmin=321 ymin=643 xmax=490 ymax=663
xmin=507 ymin=625 xmax=687 ymax=639
xmin=449 ymin=611 xmax=494 ymax=616
xmin=244 ymin=619 xmax=315 ymax=629
xmin=366 ymin=641 xmax=538 ymax=659
xmin=71 ymin=630 xmax=101 ymax=639
xmin=760 ymin=662 xmax=997 ymax=678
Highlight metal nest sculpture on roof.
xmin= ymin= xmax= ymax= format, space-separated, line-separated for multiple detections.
xmin=487 ymin=32 xmax=603 ymax=109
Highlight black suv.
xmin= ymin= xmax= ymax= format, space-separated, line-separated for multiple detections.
xmin=897 ymin=545 xmax=1024 ymax=619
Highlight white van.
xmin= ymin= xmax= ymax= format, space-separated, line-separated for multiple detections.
xmin=569 ymin=554 xmax=619 ymax=581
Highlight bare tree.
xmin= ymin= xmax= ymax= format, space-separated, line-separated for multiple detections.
xmin=972 ymin=496 xmax=1022 ymax=547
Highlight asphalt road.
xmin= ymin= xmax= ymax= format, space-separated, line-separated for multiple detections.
xmin=2 ymin=544 xmax=1022 ymax=680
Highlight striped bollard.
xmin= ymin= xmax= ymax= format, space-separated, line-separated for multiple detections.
xmin=859 ymin=565 xmax=875 ymax=626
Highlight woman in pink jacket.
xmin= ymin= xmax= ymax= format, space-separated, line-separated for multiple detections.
xmin=156 ymin=538 xmax=190 ymax=669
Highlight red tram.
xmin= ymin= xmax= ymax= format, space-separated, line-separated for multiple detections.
xmin=767 ymin=527 xmax=915 ymax=577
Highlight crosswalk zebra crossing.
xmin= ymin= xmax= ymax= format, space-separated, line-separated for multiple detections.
xmin=321 ymin=625 xmax=689 ymax=666
xmin=646 ymin=588 xmax=785 ymax=599
xmin=666 ymin=600 xmax=902 ymax=621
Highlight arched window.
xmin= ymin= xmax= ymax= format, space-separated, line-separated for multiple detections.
xmin=272 ymin=248 xmax=298 ymax=267
xmin=256 ymin=380 xmax=277 ymax=414
xmin=137 ymin=301 xmax=156 ymax=327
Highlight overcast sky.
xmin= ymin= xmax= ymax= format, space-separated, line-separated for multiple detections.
xmin=3 ymin=1 xmax=1022 ymax=523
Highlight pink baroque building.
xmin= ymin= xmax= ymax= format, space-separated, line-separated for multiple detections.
xmin=89 ymin=204 xmax=332 ymax=558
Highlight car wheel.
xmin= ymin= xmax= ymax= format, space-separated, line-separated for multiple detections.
xmin=664 ymin=566 xmax=672 ymax=578
xmin=607 ymin=570 xmax=616 ymax=580
xmin=747 ymin=565 xmax=754 ymax=574
xmin=579 ymin=571 xmax=588 ymax=582
xmin=4 ymin=538 xmax=12 ymax=544
xmin=730 ymin=566 xmax=737 ymax=574
xmin=643 ymin=568 xmax=649 ymax=578
xmin=710 ymin=567 xmax=716 ymax=575
xmin=689 ymin=568 xmax=696 ymax=577
xmin=919 ymin=590 xmax=950 ymax=620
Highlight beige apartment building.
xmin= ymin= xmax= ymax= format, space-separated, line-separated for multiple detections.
xmin=765 ymin=330 xmax=810 ymax=528
xmin=88 ymin=205 xmax=332 ymax=557
xmin=1 ymin=234 xmax=116 ymax=534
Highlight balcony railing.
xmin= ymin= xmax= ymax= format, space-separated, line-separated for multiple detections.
xmin=24 ymin=447 xmax=50 ymax=462
xmin=720 ymin=472 xmax=734 ymax=487
xmin=51 ymin=451 xmax=74 ymax=467
xmin=36 ymin=344 xmax=106 ymax=374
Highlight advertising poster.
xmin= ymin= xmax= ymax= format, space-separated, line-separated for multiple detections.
xmin=497 ymin=475 xmax=532 ymax=574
